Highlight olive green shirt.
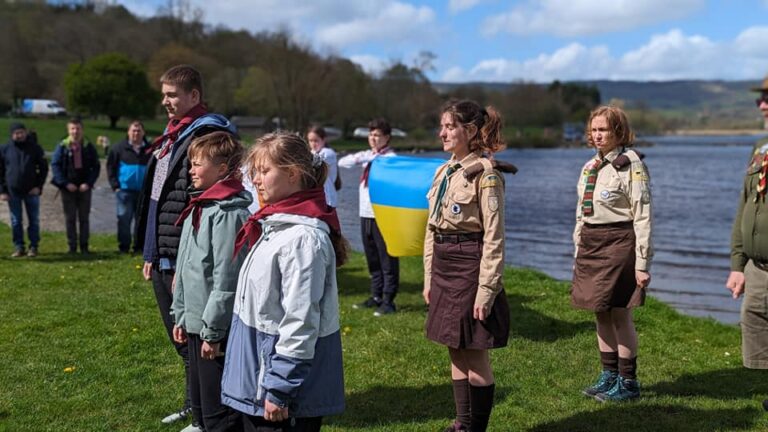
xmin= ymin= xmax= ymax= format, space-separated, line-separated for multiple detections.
xmin=731 ymin=137 xmax=768 ymax=271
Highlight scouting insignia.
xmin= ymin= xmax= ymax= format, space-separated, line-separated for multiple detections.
xmin=488 ymin=196 xmax=499 ymax=212
xmin=600 ymin=190 xmax=611 ymax=199
xmin=481 ymin=174 xmax=500 ymax=189
xmin=451 ymin=203 xmax=461 ymax=215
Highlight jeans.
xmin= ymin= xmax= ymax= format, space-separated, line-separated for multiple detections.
xmin=61 ymin=188 xmax=91 ymax=251
xmin=8 ymin=194 xmax=40 ymax=250
xmin=115 ymin=189 xmax=139 ymax=252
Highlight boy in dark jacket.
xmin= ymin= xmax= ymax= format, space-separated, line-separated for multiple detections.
xmin=0 ymin=123 xmax=48 ymax=257
xmin=51 ymin=118 xmax=100 ymax=254
xmin=107 ymin=121 xmax=150 ymax=253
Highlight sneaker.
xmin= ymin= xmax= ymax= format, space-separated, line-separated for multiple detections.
xmin=11 ymin=249 xmax=25 ymax=258
xmin=581 ymin=370 xmax=618 ymax=397
xmin=353 ymin=296 xmax=382 ymax=310
xmin=179 ymin=423 xmax=204 ymax=432
xmin=161 ymin=407 xmax=191 ymax=424
xmin=373 ymin=302 xmax=397 ymax=316
xmin=27 ymin=247 xmax=38 ymax=258
xmin=594 ymin=376 xmax=640 ymax=403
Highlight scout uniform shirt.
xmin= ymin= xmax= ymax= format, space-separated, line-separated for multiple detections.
xmin=423 ymin=152 xmax=505 ymax=309
xmin=731 ymin=137 xmax=768 ymax=271
xmin=573 ymin=146 xmax=653 ymax=271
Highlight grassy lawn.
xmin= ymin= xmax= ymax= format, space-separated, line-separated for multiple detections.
xmin=0 ymin=224 xmax=766 ymax=431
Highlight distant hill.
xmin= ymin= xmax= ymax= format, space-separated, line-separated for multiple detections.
xmin=433 ymin=79 xmax=762 ymax=124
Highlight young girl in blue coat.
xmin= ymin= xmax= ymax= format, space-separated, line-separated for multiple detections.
xmin=221 ymin=132 xmax=348 ymax=432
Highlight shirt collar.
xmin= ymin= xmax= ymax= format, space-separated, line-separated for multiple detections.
xmin=452 ymin=151 xmax=479 ymax=166
xmin=598 ymin=146 xmax=623 ymax=163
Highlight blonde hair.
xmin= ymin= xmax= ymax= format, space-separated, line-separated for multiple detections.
xmin=244 ymin=132 xmax=349 ymax=266
xmin=586 ymin=105 xmax=635 ymax=148
xmin=188 ymin=131 xmax=244 ymax=181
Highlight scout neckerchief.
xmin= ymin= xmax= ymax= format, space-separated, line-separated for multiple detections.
xmin=581 ymin=155 xmax=609 ymax=216
xmin=174 ymin=177 xmax=245 ymax=233
xmin=147 ymin=103 xmax=208 ymax=159
xmin=757 ymin=153 xmax=768 ymax=202
xmin=360 ymin=144 xmax=391 ymax=186
xmin=431 ymin=161 xmax=462 ymax=218
xmin=232 ymin=187 xmax=341 ymax=258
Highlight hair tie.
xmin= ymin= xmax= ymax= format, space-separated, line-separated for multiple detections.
xmin=312 ymin=153 xmax=324 ymax=168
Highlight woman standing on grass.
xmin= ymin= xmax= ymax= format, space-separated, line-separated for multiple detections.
xmin=571 ymin=105 xmax=653 ymax=403
xmin=220 ymin=132 xmax=346 ymax=432
xmin=423 ymin=99 xmax=514 ymax=432
xmin=306 ymin=126 xmax=339 ymax=208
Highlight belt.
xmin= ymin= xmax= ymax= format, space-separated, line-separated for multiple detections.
xmin=583 ymin=221 xmax=633 ymax=229
xmin=753 ymin=260 xmax=768 ymax=272
xmin=434 ymin=232 xmax=483 ymax=244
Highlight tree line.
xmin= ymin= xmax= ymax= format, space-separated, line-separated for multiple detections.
xmin=0 ymin=1 xmax=600 ymax=138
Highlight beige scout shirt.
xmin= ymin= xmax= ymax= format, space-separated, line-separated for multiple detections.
xmin=423 ymin=152 xmax=505 ymax=308
xmin=573 ymin=147 xmax=653 ymax=271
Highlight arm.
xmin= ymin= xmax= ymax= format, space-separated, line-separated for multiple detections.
xmin=629 ymin=161 xmax=653 ymax=271
xmin=34 ymin=145 xmax=48 ymax=193
xmin=573 ymin=171 xmax=584 ymax=259
xmin=475 ymin=171 xmax=505 ymax=314
xmin=87 ymin=145 xmax=100 ymax=187
xmin=728 ymin=175 xmax=750 ymax=298
xmin=423 ymin=172 xmax=440 ymax=304
xmin=50 ymin=145 xmax=67 ymax=188
xmin=106 ymin=146 xmax=120 ymax=191
xmin=262 ymin=234 xmax=329 ymax=409
xmin=199 ymin=210 xmax=245 ymax=343
xmin=338 ymin=150 xmax=372 ymax=168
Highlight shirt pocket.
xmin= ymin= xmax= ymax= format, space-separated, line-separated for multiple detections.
xmin=449 ymin=189 xmax=478 ymax=220
xmin=596 ymin=176 xmax=629 ymax=208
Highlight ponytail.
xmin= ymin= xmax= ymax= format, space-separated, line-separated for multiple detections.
xmin=441 ymin=99 xmax=506 ymax=155
xmin=479 ymin=106 xmax=505 ymax=154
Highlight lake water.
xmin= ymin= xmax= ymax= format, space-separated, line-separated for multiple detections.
xmin=335 ymin=134 xmax=768 ymax=325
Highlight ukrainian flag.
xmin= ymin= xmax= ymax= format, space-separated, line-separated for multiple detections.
xmin=368 ymin=156 xmax=446 ymax=257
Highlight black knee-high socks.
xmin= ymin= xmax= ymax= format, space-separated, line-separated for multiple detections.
xmin=452 ymin=379 xmax=471 ymax=429
xmin=469 ymin=383 xmax=495 ymax=432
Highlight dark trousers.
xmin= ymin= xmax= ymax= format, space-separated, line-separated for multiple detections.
xmin=151 ymin=268 xmax=191 ymax=411
xmin=61 ymin=188 xmax=91 ymax=251
xmin=360 ymin=217 xmax=399 ymax=300
xmin=242 ymin=415 xmax=322 ymax=432
xmin=187 ymin=334 xmax=242 ymax=432
xmin=115 ymin=189 xmax=139 ymax=252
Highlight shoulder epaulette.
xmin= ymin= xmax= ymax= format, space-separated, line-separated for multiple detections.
xmin=612 ymin=149 xmax=644 ymax=170
xmin=463 ymin=159 xmax=517 ymax=181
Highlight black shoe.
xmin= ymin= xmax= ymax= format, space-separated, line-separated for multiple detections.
xmin=353 ymin=296 xmax=382 ymax=309
xmin=373 ymin=302 xmax=397 ymax=316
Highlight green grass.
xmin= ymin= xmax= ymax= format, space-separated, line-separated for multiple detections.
xmin=0 ymin=224 xmax=766 ymax=431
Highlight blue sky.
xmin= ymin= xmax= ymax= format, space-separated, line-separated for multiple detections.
xmin=121 ymin=0 xmax=768 ymax=83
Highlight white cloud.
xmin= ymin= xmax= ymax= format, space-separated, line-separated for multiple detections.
xmin=349 ymin=54 xmax=389 ymax=75
xmin=316 ymin=2 xmax=436 ymax=47
xmin=448 ymin=0 xmax=483 ymax=13
xmin=443 ymin=29 xmax=762 ymax=82
xmin=483 ymin=0 xmax=704 ymax=37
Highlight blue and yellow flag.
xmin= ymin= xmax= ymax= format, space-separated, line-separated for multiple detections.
xmin=368 ymin=156 xmax=445 ymax=257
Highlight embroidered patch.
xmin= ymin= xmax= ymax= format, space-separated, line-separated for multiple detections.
xmin=451 ymin=203 xmax=461 ymax=215
xmin=600 ymin=190 xmax=611 ymax=199
xmin=488 ymin=195 xmax=499 ymax=212
xmin=631 ymin=170 xmax=648 ymax=182
xmin=481 ymin=174 xmax=500 ymax=189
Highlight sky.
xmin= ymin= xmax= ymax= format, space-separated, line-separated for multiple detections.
xmin=120 ymin=0 xmax=768 ymax=83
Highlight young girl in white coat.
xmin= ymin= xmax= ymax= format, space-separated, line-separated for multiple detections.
xmin=221 ymin=132 xmax=348 ymax=432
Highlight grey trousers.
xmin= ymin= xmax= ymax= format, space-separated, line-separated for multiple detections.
xmin=742 ymin=260 xmax=768 ymax=369
xmin=60 ymin=188 xmax=91 ymax=251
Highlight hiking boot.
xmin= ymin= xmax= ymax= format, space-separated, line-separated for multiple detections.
xmin=582 ymin=370 xmax=618 ymax=397
xmin=161 ymin=407 xmax=191 ymax=424
xmin=373 ymin=302 xmax=397 ymax=316
xmin=594 ymin=376 xmax=640 ymax=403
xmin=27 ymin=247 xmax=38 ymax=258
xmin=353 ymin=296 xmax=382 ymax=310
xmin=11 ymin=248 xmax=25 ymax=258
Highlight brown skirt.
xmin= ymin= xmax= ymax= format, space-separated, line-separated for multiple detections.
xmin=571 ymin=222 xmax=645 ymax=312
xmin=425 ymin=239 xmax=510 ymax=349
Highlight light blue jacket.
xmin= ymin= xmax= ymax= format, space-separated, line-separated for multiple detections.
xmin=171 ymin=189 xmax=252 ymax=342
xmin=221 ymin=213 xmax=345 ymax=418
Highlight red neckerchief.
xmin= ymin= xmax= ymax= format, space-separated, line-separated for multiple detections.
xmin=147 ymin=103 xmax=208 ymax=158
xmin=175 ymin=177 xmax=245 ymax=232
xmin=233 ymin=187 xmax=340 ymax=258
xmin=360 ymin=144 xmax=391 ymax=186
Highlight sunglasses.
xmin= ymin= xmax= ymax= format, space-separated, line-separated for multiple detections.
xmin=756 ymin=94 xmax=768 ymax=107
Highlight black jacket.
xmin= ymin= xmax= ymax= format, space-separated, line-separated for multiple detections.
xmin=0 ymin=136 xmax=48 ymax=196
xmin=50 ymin=139 xmax=100 ymax=188
xmin=106 ymin=138 xmax=151 ymax=191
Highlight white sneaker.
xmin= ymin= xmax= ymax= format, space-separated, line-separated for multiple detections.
xmin=161 ymin=407 xmax=191 ymax=424
xmin=179 ymin=423 xmax=204 ymax=432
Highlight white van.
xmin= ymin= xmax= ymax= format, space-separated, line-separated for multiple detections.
xmin=20 ymin=99 xmax=67 ymax=116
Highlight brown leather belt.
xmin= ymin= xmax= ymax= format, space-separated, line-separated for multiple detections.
xmin=753 ymin=260 xmax=768 ymax=272
xmin=434 ymin=232 xmax=483 ymax=244
xmin=583 ymin=221 xmax=633 ymax=229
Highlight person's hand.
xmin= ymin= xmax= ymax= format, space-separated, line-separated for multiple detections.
xmin=422 ymin=286 xmax=430 ymax=305
xmin=726 ymin=271 xmax=746 ymax=299
xmin=201 ymin=341 xmax=219 ymax=360
xmin=66 ymin=183 xmax=77 ymax=192
xmin=264 ymin=399 xmax=289 ymax=423
xmin=0 ymin=194 xmax=8 ymax=201
xmin=28 ymin=187 xmax=40 ymax=196
xmin=635 ymin=270 xmax=651 ymax=289
xmin=78 ymin=183 xmax=90 ymax=192
xmin=473 ymin=303 xmax=490 ymax=322
xmin=172 ymin=325 xmax=187 ymax=344
xmin=143 ymin=262 xmax=152 ymax=280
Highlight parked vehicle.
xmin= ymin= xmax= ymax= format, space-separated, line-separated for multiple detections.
xmin=562 ymin=122 xmax=585 ymax=142
xmin=352 ymin=127 xmax=407 ymax=139
xmin=19 ymin=99 xmax=67 ymax=116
